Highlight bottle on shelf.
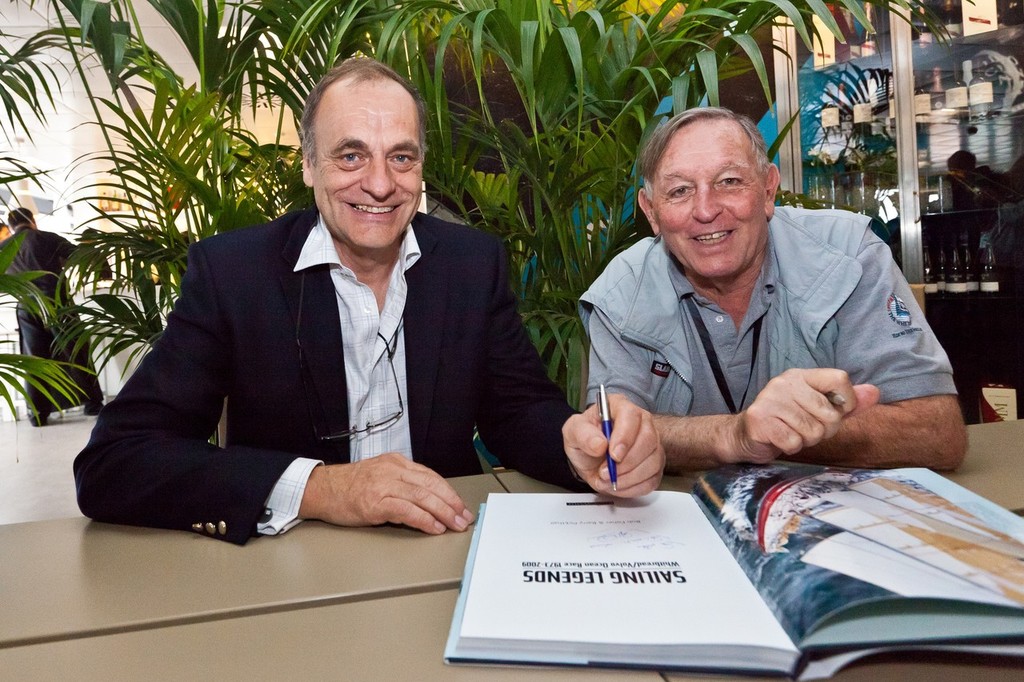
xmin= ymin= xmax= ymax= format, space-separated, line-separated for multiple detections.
xmin=935 ymin=237 xmax=948 ymax=293
xmin=853 ymin=100 xmax=874 ymax=138
xmin=929 ymin=66 xmax=946 ymax=113
xmin=962 ymin=230 xmax=979 ymax=293
xmin=978 ymin=235 xmax=1000 ymax=293
xmin=913 ymin=5 xmax=934 ymax=42
xmin=914 ymin=74 xmax=933 ymax=123
xmin=838 ymin=85 xmax=854 ymax=138
xmin=923 ymin=243 xmax=939 ymax=294
xmin=945 ymin=62 xmax=969 ymax=119
xmin=942 ymin=0 xmax=964 ymax=36
xmin=967 ymin=59 xmax=995 ymax=120
xmin=886 ymin=71 xmax=898 ymax=135
xmin=946 ymin=236 xmax=968 ymax=294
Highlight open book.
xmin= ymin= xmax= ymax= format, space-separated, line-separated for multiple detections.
xmin=445 ymin=463 xmax=1024 ymax=678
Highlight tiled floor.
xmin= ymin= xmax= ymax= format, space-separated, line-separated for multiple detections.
xmin=0 ymin=410 xmax=96 ymax=525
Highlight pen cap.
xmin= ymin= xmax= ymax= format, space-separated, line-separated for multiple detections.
xmin=598 ymin=384 xmax=611 ymax=420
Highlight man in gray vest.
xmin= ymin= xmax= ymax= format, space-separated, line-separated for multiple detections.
xmin=581 ymin=107 xmax=965 ymax=472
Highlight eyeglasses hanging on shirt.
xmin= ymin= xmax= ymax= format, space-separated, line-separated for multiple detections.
xmin=295 ymin=271 xmax=405 ymax=443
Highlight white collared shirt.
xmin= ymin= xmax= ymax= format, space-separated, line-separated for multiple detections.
xmin=258 ymin=216 xmax=420 ymax=535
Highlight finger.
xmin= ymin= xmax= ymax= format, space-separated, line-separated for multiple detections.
xmin=381 ymin=479 xmax=472 ymax=534
xmin=604 ymin=422 xmax=660 ymax=478
xmin=605 ymin=394 xmax=644 ymax=462
xmin=604 ymin=449 xmax=664 ymax=497
xmin=563 ymin=410 xmax=610 ymax=478
xmin=396 ymin=464 xmax=470 ymax=517
xmin=849 ymin=384 xmax=881 ymax=417
xmin=758 ymin=417 xmax=811 ymax=456
xmin=781 ymin=388 xmax=847 ymax=448
xmin=794 ymin=368 xmax=858 ymax=416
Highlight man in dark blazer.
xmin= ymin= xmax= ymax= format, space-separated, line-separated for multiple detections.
xmin=2 ymin=207 xmax=105 ymax=426
xmin=74 ymin=58 xmax=664 ymax=545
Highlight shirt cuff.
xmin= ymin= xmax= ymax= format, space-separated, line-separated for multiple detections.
xmin=257 ymin=457 xmax=323 ymax=535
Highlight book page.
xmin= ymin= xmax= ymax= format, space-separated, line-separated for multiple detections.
xmin=457 ymin=491 xmax=795 ymax=654
xmin=694 ymin=464 xmax=1024 ymax=644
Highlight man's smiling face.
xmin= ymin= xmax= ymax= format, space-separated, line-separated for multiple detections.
xmin=302 ymin=76 xmax=423 ymax=269
xmin=638 ymin=118 xmax=779 ymax=294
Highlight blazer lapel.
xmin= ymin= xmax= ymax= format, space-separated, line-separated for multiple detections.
xmin=404 ymin=216 xmax=447 ymax=458
xmin=279 ymin=213 xmax=350 ymax=461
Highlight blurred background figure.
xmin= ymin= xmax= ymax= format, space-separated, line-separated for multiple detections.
xmin=1 ymin=207 xmax=104 ymax=426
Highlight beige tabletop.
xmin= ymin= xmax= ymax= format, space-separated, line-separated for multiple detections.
xmin=497 ymin=420 xmax=1024 ymax=510
xmin=946 ymin=419 xmax=1024 ymax=513
xmin=4 ymin=587 xmax=1022 ymax=681
xmin=0 ymin=590 xmax=662 ymax=682
xmin=0 ymin=473 xmax=501 ymax=649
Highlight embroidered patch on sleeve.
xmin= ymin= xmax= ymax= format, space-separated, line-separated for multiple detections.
xmin=886 ymin=293 xmax=912 ymax=327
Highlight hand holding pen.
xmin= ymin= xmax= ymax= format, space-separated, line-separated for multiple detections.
xmin=598 ymin=384 xmax=618 ymax=491
xmin=729 ymin=368 xmax=880 ymax=463
xmin=561 ymin=388 xmax=663 ymax=497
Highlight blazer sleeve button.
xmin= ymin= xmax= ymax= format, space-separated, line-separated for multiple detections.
xmin=205 ymin=522 xmax=216 ymax=535
xmin=218 ymin=521 xmax=227 ymax=535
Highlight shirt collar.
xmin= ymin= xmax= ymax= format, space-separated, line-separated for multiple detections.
xmin=294 ymin=214 xmax=422 ymax=274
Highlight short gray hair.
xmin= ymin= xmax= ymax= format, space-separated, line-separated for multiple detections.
xmin=300 ymin=57 xmax=427 ymax=163
xmin=638 ymin=107 xmax=770 ymax=194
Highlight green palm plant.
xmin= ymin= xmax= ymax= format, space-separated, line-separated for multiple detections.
xmin=38 ymin=0 xmax=390 ymax=364
xmin=12 ymin=0 xmax=936 ymax=409
xmin=373 ymin=0 xmax=925 ymax=404
xmin=1 ymin=28 xmax=84 ymax=417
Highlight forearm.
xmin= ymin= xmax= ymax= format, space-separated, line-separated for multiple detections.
xmin=657 ymin=395 xmax=967 ymax=474
xmin=791 ymin=395 xmax=966 ymax=471
xmin=655 ymin=412 xmax=746 ymax=472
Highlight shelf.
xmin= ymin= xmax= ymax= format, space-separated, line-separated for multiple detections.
xmin=925 ymin=292 xmax=1016 ymax=302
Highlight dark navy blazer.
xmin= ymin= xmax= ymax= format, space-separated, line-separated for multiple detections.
xmin=74 ymin=209 xmax=580 ymax=544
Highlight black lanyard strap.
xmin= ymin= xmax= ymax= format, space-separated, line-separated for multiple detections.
xmin=683 ymin=296 xmax=763 ymax=415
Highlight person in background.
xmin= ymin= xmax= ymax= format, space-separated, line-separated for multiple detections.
xmin=581 ymin=107 xmax=965 ymax=473
xmin=74 ymin=58 xmax=664 ymax=545
xmin=1 ymin=207 xmax=105 ymax=426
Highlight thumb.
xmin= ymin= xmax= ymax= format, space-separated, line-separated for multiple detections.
xmin=849 ymin=384 xmax=880 ymax=417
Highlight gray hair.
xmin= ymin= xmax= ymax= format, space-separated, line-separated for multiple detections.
xmin=300 ymin=57 xmax=427 ymax=163
xmin=638 ymin=107 xmax=770 ymax=195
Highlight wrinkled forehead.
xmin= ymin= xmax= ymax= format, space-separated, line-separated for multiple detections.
xmin=310 ymin=81 xmax=420 ymax=158
xmin=320 ymin=78 xmax=418 ymax=132
xmin=654 ymin=125 xmax=760 ymax=180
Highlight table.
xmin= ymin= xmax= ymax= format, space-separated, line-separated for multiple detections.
xmin=3 ymin=420 xmax=1024 ymax=679
xmin=0 ymin=590 xmax=661 ymax=682
xmin=4 ymin=579 xmax=1021 ymax=681
xmin=947 ymin=419 xmax=1024 ymax=512
xmin=0 ymin=474 xmax=502 ymax=648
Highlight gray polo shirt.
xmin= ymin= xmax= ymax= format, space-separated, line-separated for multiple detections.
xmin=585 ymin=221 xmax=955 ymax=416
xmin=665 ymin=239 xmax=777 ymax=415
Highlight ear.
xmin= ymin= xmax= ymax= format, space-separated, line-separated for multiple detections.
xmin=302 ymin=155 xmax=314 ymax=188
xmin=637 ymin=186 xmax=661 ymax=236
xmin=764 ymin=164 xmax=781 ymax=220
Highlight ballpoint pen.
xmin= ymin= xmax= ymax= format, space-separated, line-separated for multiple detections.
xmin=597 ymin=384 xmax=618 ymax=492
xmin=825 ymin=391 xmax=846 ymax=407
